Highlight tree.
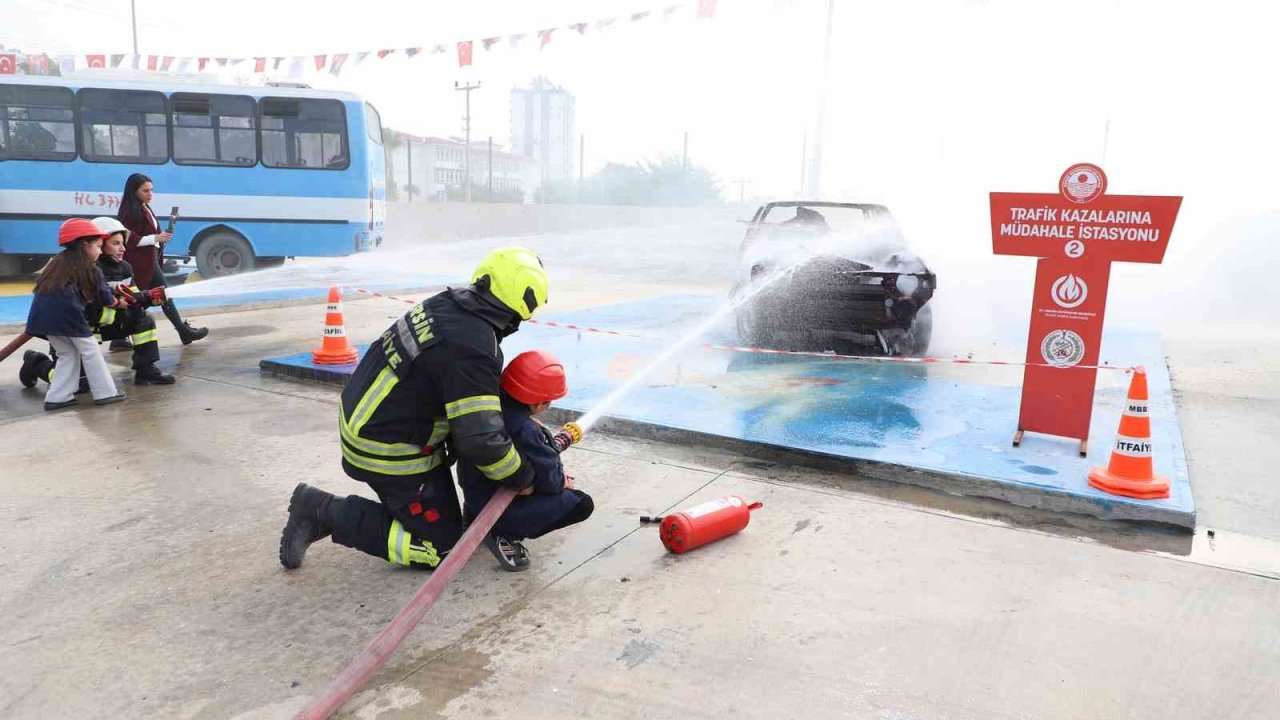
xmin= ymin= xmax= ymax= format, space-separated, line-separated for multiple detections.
xmin=381 ymin=129 xmax=406 ymax=202
xmin=537 ymin=154 xmax=721 ymax=206
xmin=445 ymin=182 xmax=523 ymax=204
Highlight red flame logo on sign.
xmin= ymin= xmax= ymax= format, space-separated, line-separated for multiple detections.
xmin=1050 ymin=274 xmax=1088 ymax=309
xmin=1060 ymin=163 xmax=1107 ymax=204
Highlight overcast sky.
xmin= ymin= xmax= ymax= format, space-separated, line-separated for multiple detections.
xmin=3 ymin=0 xmax=1278 ymax=222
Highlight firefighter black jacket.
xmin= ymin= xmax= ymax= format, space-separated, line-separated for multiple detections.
xmin=338 ymin=286 xmax=535 ymax=490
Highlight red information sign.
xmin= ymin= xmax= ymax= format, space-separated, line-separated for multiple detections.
xmin=991 ymin=164 xmax=1181 ymax=454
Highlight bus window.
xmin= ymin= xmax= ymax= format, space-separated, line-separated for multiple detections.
xmin=364 ymin=103 xmax=383 ymax=145
xmin=78 ymin=88 xmax=169 ymax=164
xmin=172 ymin=93 xmax=257 ymax=167
xmin=0 ymin=84 xmax=77 ymax=161
xmin=260 ymin=97 xmax=348 ymax=170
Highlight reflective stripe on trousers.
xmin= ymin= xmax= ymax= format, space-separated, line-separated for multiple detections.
xmin=385 ymin=519 xmax=441 ymax=567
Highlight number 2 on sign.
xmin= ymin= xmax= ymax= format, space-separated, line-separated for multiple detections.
xmin=1064 ymin=240 xmax=1085 ymax=258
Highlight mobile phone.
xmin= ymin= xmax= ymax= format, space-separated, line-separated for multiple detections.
xmin=167 ymin=206 xmax=179 ymax=234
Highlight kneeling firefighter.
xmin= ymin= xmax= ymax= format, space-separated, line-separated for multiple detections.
xmin=280 ymin=247 xmax=551 ymax=570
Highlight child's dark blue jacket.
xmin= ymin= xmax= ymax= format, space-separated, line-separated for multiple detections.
xmin=458 ymin=391 xmax=582 ymax=539
xmin=25 ymin=268 xmax=114 ymax=338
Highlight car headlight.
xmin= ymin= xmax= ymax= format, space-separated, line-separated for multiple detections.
xmin=896 ymin=275 xmax=919 ymax=295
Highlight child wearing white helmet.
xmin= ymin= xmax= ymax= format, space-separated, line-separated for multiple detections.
xmin=20 ymin=217 xmax=175 ymax=390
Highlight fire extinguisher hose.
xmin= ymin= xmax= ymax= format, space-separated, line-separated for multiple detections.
xmin=294 ymin=486 xmax=518 ymax=720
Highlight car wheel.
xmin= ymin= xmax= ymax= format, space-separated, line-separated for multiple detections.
xmin=195 ymin=232 xmax=255 ymax=277
xmin=909 ymin=304 xmax=933 ymax=356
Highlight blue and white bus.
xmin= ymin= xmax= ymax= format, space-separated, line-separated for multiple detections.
xmin=0 ymin=73 xmax=385 ymax=277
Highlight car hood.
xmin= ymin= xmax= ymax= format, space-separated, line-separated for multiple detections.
xmin=743 ymin=224 xmax=930 ymax=274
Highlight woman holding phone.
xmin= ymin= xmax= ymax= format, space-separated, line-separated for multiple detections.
xmin=118 ymin=173 xmax=208 ymax=344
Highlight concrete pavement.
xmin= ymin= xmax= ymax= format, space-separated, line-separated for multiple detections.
xmin=1 ymin=295 xmax=1279 ymax=719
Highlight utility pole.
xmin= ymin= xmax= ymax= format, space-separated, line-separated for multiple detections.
xmin=405 ymin=138 xmax=413 ymax=202
xmin=488 ymin=136 xmax=493 ymax=202
xmin=578 ymin=133 xmax=585 ymax=185
xmin=682 ymin=131 xmax=689 ymax=171
xmin=455 ymin=81 xmax=481 ymax=202
xmin=131 ymin=0 xmax=139 ymax=54
xmin=806 ymin=0 xmax=835 ymax=196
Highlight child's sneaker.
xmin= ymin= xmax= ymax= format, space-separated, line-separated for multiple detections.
xmin=93 ymin=391 xmax=127 ymax=406
xmin=483 ymin=533 xmax=531 ymax=572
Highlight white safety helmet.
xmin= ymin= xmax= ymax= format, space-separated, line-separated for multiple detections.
xmin=92 ymin=216 xmax=128 ymax=238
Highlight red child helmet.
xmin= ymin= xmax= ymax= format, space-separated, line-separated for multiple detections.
xmin=501 ymin=350 xmax=568 ymax=404
xmin=58 ymin=218 xmax=108 ymax=247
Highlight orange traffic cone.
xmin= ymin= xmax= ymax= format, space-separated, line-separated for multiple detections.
xmin=1088 ymin=366 xmax=1169 ymax=499
xmin=312 ymin=285 xmax=360 ymax=365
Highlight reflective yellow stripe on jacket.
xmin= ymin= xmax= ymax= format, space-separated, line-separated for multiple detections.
xmin=339 ymin=366 xmax=448 ymax=476
xmin=444 ymin=394 xmax=501 ymax=419
xmin=477 ymin=445 xmax=522 ymax=481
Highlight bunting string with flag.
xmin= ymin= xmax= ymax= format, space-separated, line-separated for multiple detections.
xmin=1 ymin=0 xmax=723 ymax=77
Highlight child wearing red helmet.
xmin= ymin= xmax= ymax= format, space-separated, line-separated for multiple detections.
xmin=458 ymin=349 xmax=593 ymax=571
xmin=24 ymin=218 xmax=130 ymax=410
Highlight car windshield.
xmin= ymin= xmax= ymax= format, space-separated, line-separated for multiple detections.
xmin=758 ymin=204 xmax=880 ymax=234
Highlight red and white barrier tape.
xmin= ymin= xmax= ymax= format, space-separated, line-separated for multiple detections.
xmin=345 ymin=286 xmax=1131 ymax=372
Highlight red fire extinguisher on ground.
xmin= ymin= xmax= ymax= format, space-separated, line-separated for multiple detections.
xmin=642 ymin=495 xmax=764 ymax=554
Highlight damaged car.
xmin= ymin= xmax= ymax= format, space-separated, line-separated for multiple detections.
xmin=731 ymin=201 xmax=936 ymax=356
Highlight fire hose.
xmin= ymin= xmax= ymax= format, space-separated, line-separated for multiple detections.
xmin=0 ymin=333 xmax=32 ymax=364
xmin=294 ymin=421 xmax=583 ymax=720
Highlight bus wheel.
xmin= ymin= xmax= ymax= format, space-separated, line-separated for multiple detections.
xmin=195 ymin=232 xmax=255 ymax=277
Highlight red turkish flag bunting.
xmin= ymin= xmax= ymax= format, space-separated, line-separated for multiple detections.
xmin=255 ymin=57 xmax=266 ymax=73
xmin=27 ymin=54 xmax=51 ymax=74
xmin=539 ymin=28 xmax=555 ymax=48
xmin=146 ymin=55 xmax=158 ymax=71
xmin=457 ymin=41 xmax=473 ymax=67
xmin=698 ymin=0 xmax=718 ymax=18
xmin=198 ymin=58 xmax=209 ymax=71
xmin=86 ymin=54 xmax=106 ymax=68
xmin=0 ymin=54 xmax=16 ymax=75
xmin=377 ymin=49 xmax=395 ymax=59
xmin=314 ymin=55 xmax=327 ymax=71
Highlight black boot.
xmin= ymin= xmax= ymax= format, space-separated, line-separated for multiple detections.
xmin=279 ymin=483 xmax=336 ymax=569
xmin=109 ymin=339 xmax=133 ymax=353
xmin=162 ymin=300 xmax=208 ymax=345
xmin=19 ymin=350 xmax=45 ymax=388
xmin=135 ymin=363 xmax=176 ymax=385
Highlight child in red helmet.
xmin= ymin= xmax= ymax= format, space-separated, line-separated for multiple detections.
xmin=458 ymin=349 xmax=593 ymax=571
xmin=24 ymin=219 xmax=130 ymax=410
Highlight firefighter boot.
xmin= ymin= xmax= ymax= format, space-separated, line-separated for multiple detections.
xmin=162 ymin=300 xmax=209 ymax=345
xmin=135 ymin=363 xmax=176 ymax=385
xmin=279 ymin=483 xmax=336 ymax=569
xmin=109 ymin=339 xmax=133 ymax=353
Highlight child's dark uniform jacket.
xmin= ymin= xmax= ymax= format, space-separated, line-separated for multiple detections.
xmin=25 ymin=268 xmax=115 ymax=339
xmin=93 ymin=256 xmax=161 ymax=369
xmin=459 ymin=392 xmax=584 ymax=540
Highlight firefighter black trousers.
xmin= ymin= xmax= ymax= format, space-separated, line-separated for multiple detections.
xmin=98 ymin=310 xmax=160 ymax=370
xmin=328 ymin=467 xmax=465 ymax=569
